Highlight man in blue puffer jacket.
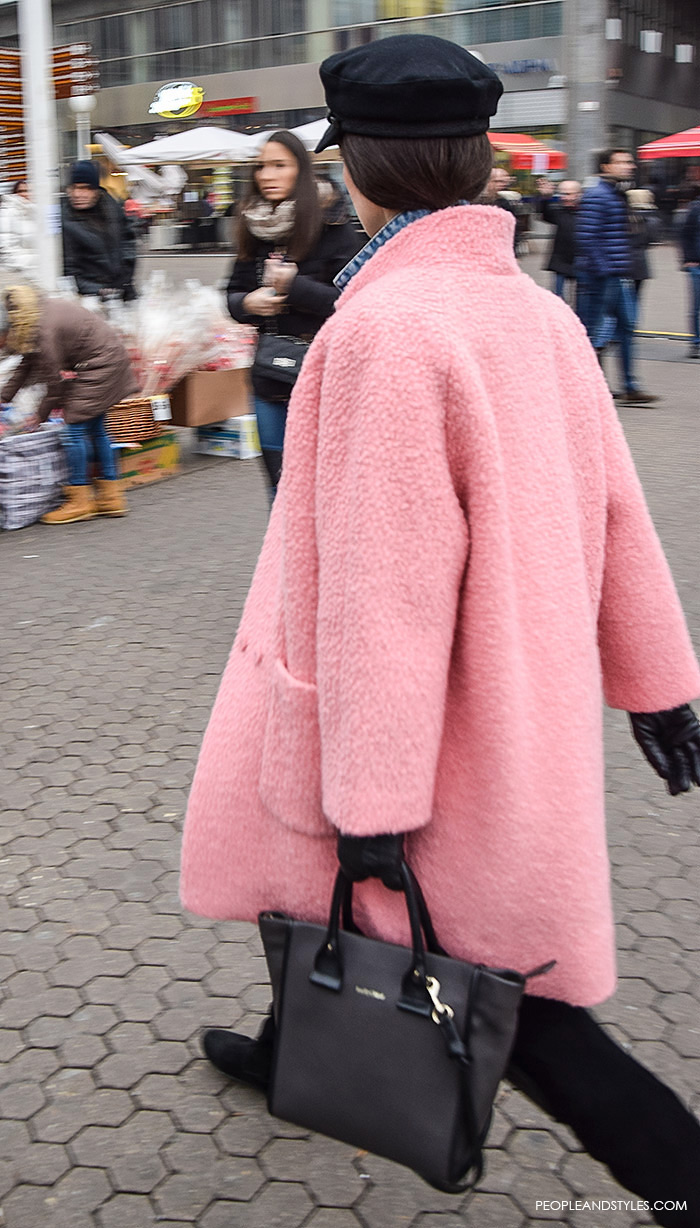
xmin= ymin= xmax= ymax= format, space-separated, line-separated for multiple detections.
xmin=577 ymin=149 xmax=658 ymax=406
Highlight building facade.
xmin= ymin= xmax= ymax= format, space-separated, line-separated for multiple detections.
xmin=1 ymin=0 xmax=699 ymax=180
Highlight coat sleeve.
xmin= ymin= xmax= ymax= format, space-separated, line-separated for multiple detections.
xmin=577 ymin=190 xmax=607 ymax=278
xmin=226 ymin=258 xmax=259 ymax=324
xmin=681 ymin=204 xmax=700 ymax=264
xmin=119 ymin=205 xmax=137 ymax=290
xmin=596 ymin=382 xmax=700 ymax=711
xmin=311 ymin=311 xmax=470 ymax=836
xmin=1 ymin=353 xmax=34 ymax=404
xmin=62 ymin=220 xmax=102 ymax=296
xmin=284 ymin=273 xmax=339 ymax=319
xmin=285 ymin=223 xmax=361 ymax=320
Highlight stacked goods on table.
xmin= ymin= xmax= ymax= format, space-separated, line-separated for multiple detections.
xmin=195 ymin=415 xmax=261 ymax=459
xmin=106 ymin=275 xmax=255 ymax=448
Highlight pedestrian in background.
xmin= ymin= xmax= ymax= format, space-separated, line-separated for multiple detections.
xmin=181 ymin=34 xmax=700 ymax=1224
xmin=626 ymin=187 xmax=661 ymax=311
xmin=680 ymin=184 xmax=700 ymax=358
xmin=535 ymin=176 xmax=581 ymax=304
xmin=577 ymin=149 xmax=658 ymax=406
xmin=226 ymin=130 xmax=359 ymax=498
xmin=61 ymin=161 xmax=138 ymax=302
xmin=480 ymin=165 xmax=527 ymax=252
xmin=0 ymin=284 xmax=136 ymax=523
xmin=0 ymin=180 xmax=38 ymax=287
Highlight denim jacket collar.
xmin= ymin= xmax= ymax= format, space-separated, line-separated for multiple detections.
xmin=335 ymin=203 xmax=469 ymax=292
xmin=334 ymin=209 xmax=432 ymax=292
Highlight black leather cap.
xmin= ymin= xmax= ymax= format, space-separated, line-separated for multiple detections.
xmin=315 ymin=34 xmax=503 ymax=153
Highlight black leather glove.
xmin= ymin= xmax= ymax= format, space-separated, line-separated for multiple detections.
xmin=629 ymin=704 xmax=700 ymax=796
xmin=337 ymin=833 xmax=405 ymax=890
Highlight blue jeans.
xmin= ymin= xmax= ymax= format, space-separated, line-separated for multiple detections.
xmin=553 ymin=272 xmax=566 ymax=298
xmin=687 ymin=267 xmax=700 ymax=346
xmin=254 ymin=394 xmax=288 ymax=453
xmin=593 ymin=277 xmax=638 ymax=393
xmin=577 ymin=275 xmax=606 ymax=339
xmin=63 ymin=414 xmax=118 ymax=485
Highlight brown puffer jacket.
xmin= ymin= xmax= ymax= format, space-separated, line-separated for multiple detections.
xmin=1 ymin=292 xmax=138 ymax=424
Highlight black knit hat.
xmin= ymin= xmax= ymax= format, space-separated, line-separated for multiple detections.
xmin=315 ymin=34 xmax=503 ymax=153
xmin=69 ymin=160 xmax=100 ymax=190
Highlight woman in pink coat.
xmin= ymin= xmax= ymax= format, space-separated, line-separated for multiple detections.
xmin=181 ymin=36 xmax=700 ymax=1220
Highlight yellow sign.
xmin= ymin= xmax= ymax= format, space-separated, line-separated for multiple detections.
xmin=149 ymin=81 xmax=204 ymax=119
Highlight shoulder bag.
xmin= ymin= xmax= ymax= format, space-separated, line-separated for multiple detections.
xmin=251 ymin=254 xmax=310 ymax=400
xmin=259 ymin=862 xmax=553 ymax=1192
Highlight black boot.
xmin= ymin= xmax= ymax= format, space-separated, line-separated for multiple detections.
xmin=202 ymin=1013 xmax=275 ymax=1090
xmin=260 ymin=448 xmax=282 ymax=501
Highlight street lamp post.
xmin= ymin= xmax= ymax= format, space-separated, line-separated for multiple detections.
xmin=68 ymin=92 xmax=97 ymax=161
xmin=18 ymin=0 xmax=61 ymax=291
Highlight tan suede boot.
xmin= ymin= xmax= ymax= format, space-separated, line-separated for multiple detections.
xmin=41 ymin=485 xmax=97 ymax=525
xmin=93 ymin=478 xmax=128 ymax=517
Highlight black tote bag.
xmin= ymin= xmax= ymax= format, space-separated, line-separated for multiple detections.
xmin=258 ymin=864 xmax=552 ymax=1192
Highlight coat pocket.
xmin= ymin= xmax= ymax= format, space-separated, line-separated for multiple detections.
xmin=259 ymin=657 xmax=333 ymax=838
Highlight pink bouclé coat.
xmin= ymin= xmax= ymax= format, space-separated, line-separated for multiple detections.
xmin=181 ymin=207 xmax=700 ymax=1007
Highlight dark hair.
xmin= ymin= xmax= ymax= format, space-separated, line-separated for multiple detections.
xmin=237 ymin=130 xmax=323 ymax=262
xmin=341 ymin=132 xmax=493 ymax=211
xmin=597 ymin=148 xmax=631 ymax=173
xmin=12 ymin=179 xmax=26 ymax=194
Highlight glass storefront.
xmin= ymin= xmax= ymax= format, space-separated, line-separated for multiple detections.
xmin=55 ymin=0 xmax=564 ymax=88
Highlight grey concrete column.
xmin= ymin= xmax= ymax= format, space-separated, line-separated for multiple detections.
xmin=563 ymin=0 xmax=609 ymax=183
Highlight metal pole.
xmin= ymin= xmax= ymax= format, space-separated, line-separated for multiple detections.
xmin=76 ymin=113 xmax=88 ymax=159
xmin=563 ymin=0 xmax=609 ymax=184
xmin=18 ymin=0 xmax=61 ymax=291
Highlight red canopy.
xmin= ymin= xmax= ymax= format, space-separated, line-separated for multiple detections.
xmin=638 ymin=126 xmax=700 ymax=160
xmin=487 ymin=131 xmax=567 ymax=171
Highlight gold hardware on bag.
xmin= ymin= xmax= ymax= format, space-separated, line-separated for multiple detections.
xmin=426 ymin=976 xmax=454 ymax=1025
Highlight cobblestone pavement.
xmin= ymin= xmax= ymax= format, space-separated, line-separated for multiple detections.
xmin=1 ymin=322 xmax=699 ymax=1224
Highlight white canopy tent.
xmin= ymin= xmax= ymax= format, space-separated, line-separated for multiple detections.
xmin=114 ymin=125 xmax=257 ymax=166
xmin=250 ymin=118 xmax=335 ymax=154
xmin=98 ymin=120 xmax=337 ymax=168
xmin=94 ymin=130 xmax=187 ymax=201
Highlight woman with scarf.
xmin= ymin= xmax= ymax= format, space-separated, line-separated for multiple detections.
xmin=226 ymin=131 xmax=360 ymax=497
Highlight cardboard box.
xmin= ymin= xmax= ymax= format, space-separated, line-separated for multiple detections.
xmin=119 ymin=430 xmax=181 ymax=488
xmin=195 ymin=415 xmax=261 ymax=460
xmin=168 ymin=368 xmax=252 ymax=428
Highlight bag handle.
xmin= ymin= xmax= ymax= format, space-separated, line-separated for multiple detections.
xmin=311 ymin=863 xmax=442 ymax=1015
xmin=311 ymin=863 xmax=486 ymax=1191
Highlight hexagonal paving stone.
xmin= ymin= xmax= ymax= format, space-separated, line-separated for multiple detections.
xmin=226 ymin=1181 xmax=314 ymax=1228
xmin=506 ymin=1129 xmax=567 ymax=1172
xmin=0 ymin=1079 xmax=45 ymax=1120
xmin=109 ymin=1151 xmax=168 ymax=1194
xmin=216 ymin=1110 xmax=279 ymax=1158
xmin=97 ymin=1193 xmax=162 ymax=1228
xmin=304 ymin=1213 xmax=363 ymax=1228
xmin=170 ymin=1092 xmax=227 ymax=1134
xmin=10 ymin=1141 xmax=72 ymax=1186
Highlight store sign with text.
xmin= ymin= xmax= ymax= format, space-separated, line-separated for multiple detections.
xmin=200 ymin=97 xmax=258 ymax=117
xmin=149 ymin=81 xmax=205 ymax=119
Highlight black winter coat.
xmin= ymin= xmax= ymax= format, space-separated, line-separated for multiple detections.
xmin=61 ymin=190 xmax=137 ymax=299
xmin=681 ymin=201 xmax=700 ymax=265
xmin=227 ymin=216 xmax=361 ymax=400
xmin=627 ymin=209 xmax=660 ymax=284
xmin=538 ymin=198 xmax=578 ymax=278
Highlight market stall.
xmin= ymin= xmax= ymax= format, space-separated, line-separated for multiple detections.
xmin=637 ymin=126 xmax=700 ymax=161
xmin=487 ymin=132 xmax=567 ymax=172
xmin=0 ymin=279 xmax=258 ymax=529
